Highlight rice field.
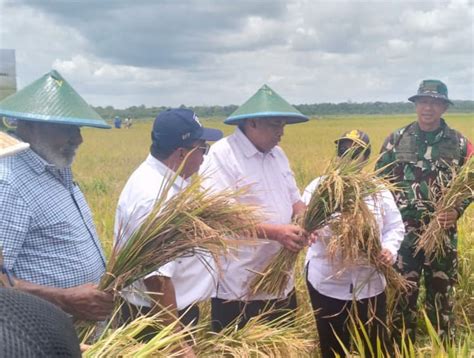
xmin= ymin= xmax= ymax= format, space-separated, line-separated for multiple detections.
xmin=74 ymin=113 xmax=473 ymax=356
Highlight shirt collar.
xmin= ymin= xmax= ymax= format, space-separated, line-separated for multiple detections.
xmin=234 ymin=127 xmax=276 ymax=158
xmin=144 ymin=154 xmax=188 ymax=189
xmin=414 ymin=118 xmax=448 ymax=142
xmin=19 ymin=149 xmax=75 ymax=189
xmin=20 ymin=148 xmax=57 ymax=174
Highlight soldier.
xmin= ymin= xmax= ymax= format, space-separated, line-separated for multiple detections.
xmin=375 ymin=79 xmax=473 ymax=345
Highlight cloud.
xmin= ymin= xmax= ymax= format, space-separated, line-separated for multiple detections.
xmin=14 ymin=0 xmax=289 ymax=68
xmin=1 ymin=0 xmax=472 ymax=107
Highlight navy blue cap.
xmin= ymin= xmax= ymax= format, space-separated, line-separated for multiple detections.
xmin=152 ymin=108 xmax=223 ymax=150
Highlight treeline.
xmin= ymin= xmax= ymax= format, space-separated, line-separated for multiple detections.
xmin=94 ymin=100 xmax=474 ymax=120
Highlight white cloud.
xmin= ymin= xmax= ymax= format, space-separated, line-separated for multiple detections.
xmin=0 ymin=0 xmax=472 ymax=107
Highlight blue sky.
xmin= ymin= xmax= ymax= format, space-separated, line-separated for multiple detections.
xmin=1 ymin=0 xmax=473 ymax=108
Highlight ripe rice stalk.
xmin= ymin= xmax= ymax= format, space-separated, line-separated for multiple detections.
xmin=101 ymin=168 xmax=260 ymax=293
xmin=250 ymin=152 xmax=409 ymax=297
xmin=248 ymin=248 xmax=299 ymax=298
xmin=415 ymin=157 xmax=474 ymax=259
xmin=196 ymin=310 xmax=315 ymax=357
xmin=327 ymin=199 xmax=410 ymax=293
xmin=83 ymin=310 xmax=197 ymax=357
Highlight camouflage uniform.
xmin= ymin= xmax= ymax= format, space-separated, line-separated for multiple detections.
xmin=375 ymin=119 xmax=472 ymax=343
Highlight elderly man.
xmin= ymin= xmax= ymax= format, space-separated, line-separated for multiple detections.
xmin=201 ymin=84 xmax=310 ymax=332
xmin=115 ymin=108 xmax=223 ymax=339
xmin=0 ymin=70 xmax=113 ymax=321
xmin=376 ymin=79 xmax=473 ymax=344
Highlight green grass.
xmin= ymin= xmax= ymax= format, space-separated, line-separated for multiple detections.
xmin=74 ymin=113 xmax=473 ymax=356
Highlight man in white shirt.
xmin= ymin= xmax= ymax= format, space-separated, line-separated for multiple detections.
xmin=302 ymin=130 xmax=405 ymax=358
xmin=201 ymin=85 xmax=310 ymax=332
xmin=114 ymin=108 xmax=223 ymax=339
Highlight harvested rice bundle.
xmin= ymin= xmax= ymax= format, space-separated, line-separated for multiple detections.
xmin=415 ymin=157 xmax=474 ymax=258
xmin=248 ymin=248 xmax=298 ymax=298
xmin=327 ymin=198 xmax=409 ymax=292
xmin=196 ymin=310 xmax=315 ymax=357
xmin=249 ymin=156 xmax=367 ymax=297
xmin=101 ymin=171 xmax=259 ymax=294
xmin=250 ymin=154 xmax=408 ymax=297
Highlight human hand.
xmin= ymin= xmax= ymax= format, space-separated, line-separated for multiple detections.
xmin=180 ymin=344 xmax=197 ymax=358
xmin=436 ymin=208 xmax=458 ymax=229
xmin=271 ymin=224 xmax=308 ymax=252
xmin=378 ymin=248 xmax=394 ymax=266
xmin=307 ymin=230 xmax=318 ymax=245
xmin=80 ymin=344 xmax=91 ymax=353
xmin=60 ymin=283 xmax=114 ymax=321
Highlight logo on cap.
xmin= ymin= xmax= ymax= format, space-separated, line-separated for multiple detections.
xmin=345 ymin=130 xmax=361 ymax=141
xmin=193 ymin=113 xmax=202 ymax=127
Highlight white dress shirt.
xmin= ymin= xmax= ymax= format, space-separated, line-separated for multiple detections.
xmin=114 ymin=154 xmax=216 ymax=310
xmin=302 ymin=176 xmax=405 ymax=300
xmin=200 ymin=128 xmax=301 ymax=301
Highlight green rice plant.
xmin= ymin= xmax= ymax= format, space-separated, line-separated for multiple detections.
xmin=195 ymin=310 xmax=315 ymax=357
xmin=415 ymin=157 xmax=474 ymax=259
xmin=455 ymin=208 xmax=474 ymax=326
xmin=336 ymin=308 xmax=473 ymax=358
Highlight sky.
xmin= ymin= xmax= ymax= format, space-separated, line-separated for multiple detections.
xmin=0 ymin=0 xmax=473 ymax=108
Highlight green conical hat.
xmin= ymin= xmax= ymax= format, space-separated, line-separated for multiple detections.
xmin=0 ymin=70 xmax=110 ymax=128
xmin=225 ymin=84 xmax=308 ymax=125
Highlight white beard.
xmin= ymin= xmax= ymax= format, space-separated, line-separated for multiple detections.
xmin=30 ymin=141 xmax=76 ymax=169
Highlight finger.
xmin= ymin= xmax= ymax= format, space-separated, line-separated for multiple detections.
xmin=286 ymin=241 xmax=300 ymax=252
xmin=80 ymin=344 xmax=91 ymax=353
xmin=93 ymin=289 xmax=115 ymax=302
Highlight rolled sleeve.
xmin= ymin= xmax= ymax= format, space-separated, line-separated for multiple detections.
xmin=144 ymin=261 xmax=176 ymax=279
xmin=0 ymin=181 xmax=30 ymax=270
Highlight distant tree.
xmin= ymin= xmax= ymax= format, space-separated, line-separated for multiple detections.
xmin=93 ymin=100 xmax=473 ymax=120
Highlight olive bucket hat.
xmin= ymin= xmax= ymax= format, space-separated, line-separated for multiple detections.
xmin=408 ymin=79 xmax=453 ymax=105
xmin=0 ymin=70 xmax=110 ymax=128
xmin=225 ymin=84 xmax=309 ymax=125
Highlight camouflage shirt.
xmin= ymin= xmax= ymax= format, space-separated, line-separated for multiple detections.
xmin=375 ymin=119 xmax=473 ymax=233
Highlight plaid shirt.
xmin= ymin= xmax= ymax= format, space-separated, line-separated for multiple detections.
xmin=0 ymin=149 xmax=106 ymax=288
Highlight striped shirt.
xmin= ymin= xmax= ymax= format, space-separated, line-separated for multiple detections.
xmin=0 ymin=149 xmax=106 ymax=288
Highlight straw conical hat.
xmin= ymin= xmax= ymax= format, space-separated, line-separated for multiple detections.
xmin=0 ymin=70 xmax=110 ymax=129
xmin=225 ymin=84 xmax=309 ymax=125
xmin=0 ymin=131 xmax=29 ymax=158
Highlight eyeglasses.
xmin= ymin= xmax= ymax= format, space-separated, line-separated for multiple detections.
xmin=185 ymin=143 xmax=210 ymax=155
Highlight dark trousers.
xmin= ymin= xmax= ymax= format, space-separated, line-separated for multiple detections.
xmin=119 ymin=302 xmax=200 ymax=342
xmin=307 ymin=281 xmax=388 ymax=358
xmin=392 ymin=234 xmax=457 ymax=345
xmin=211 ymin=290 xmax=297 ymax=332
